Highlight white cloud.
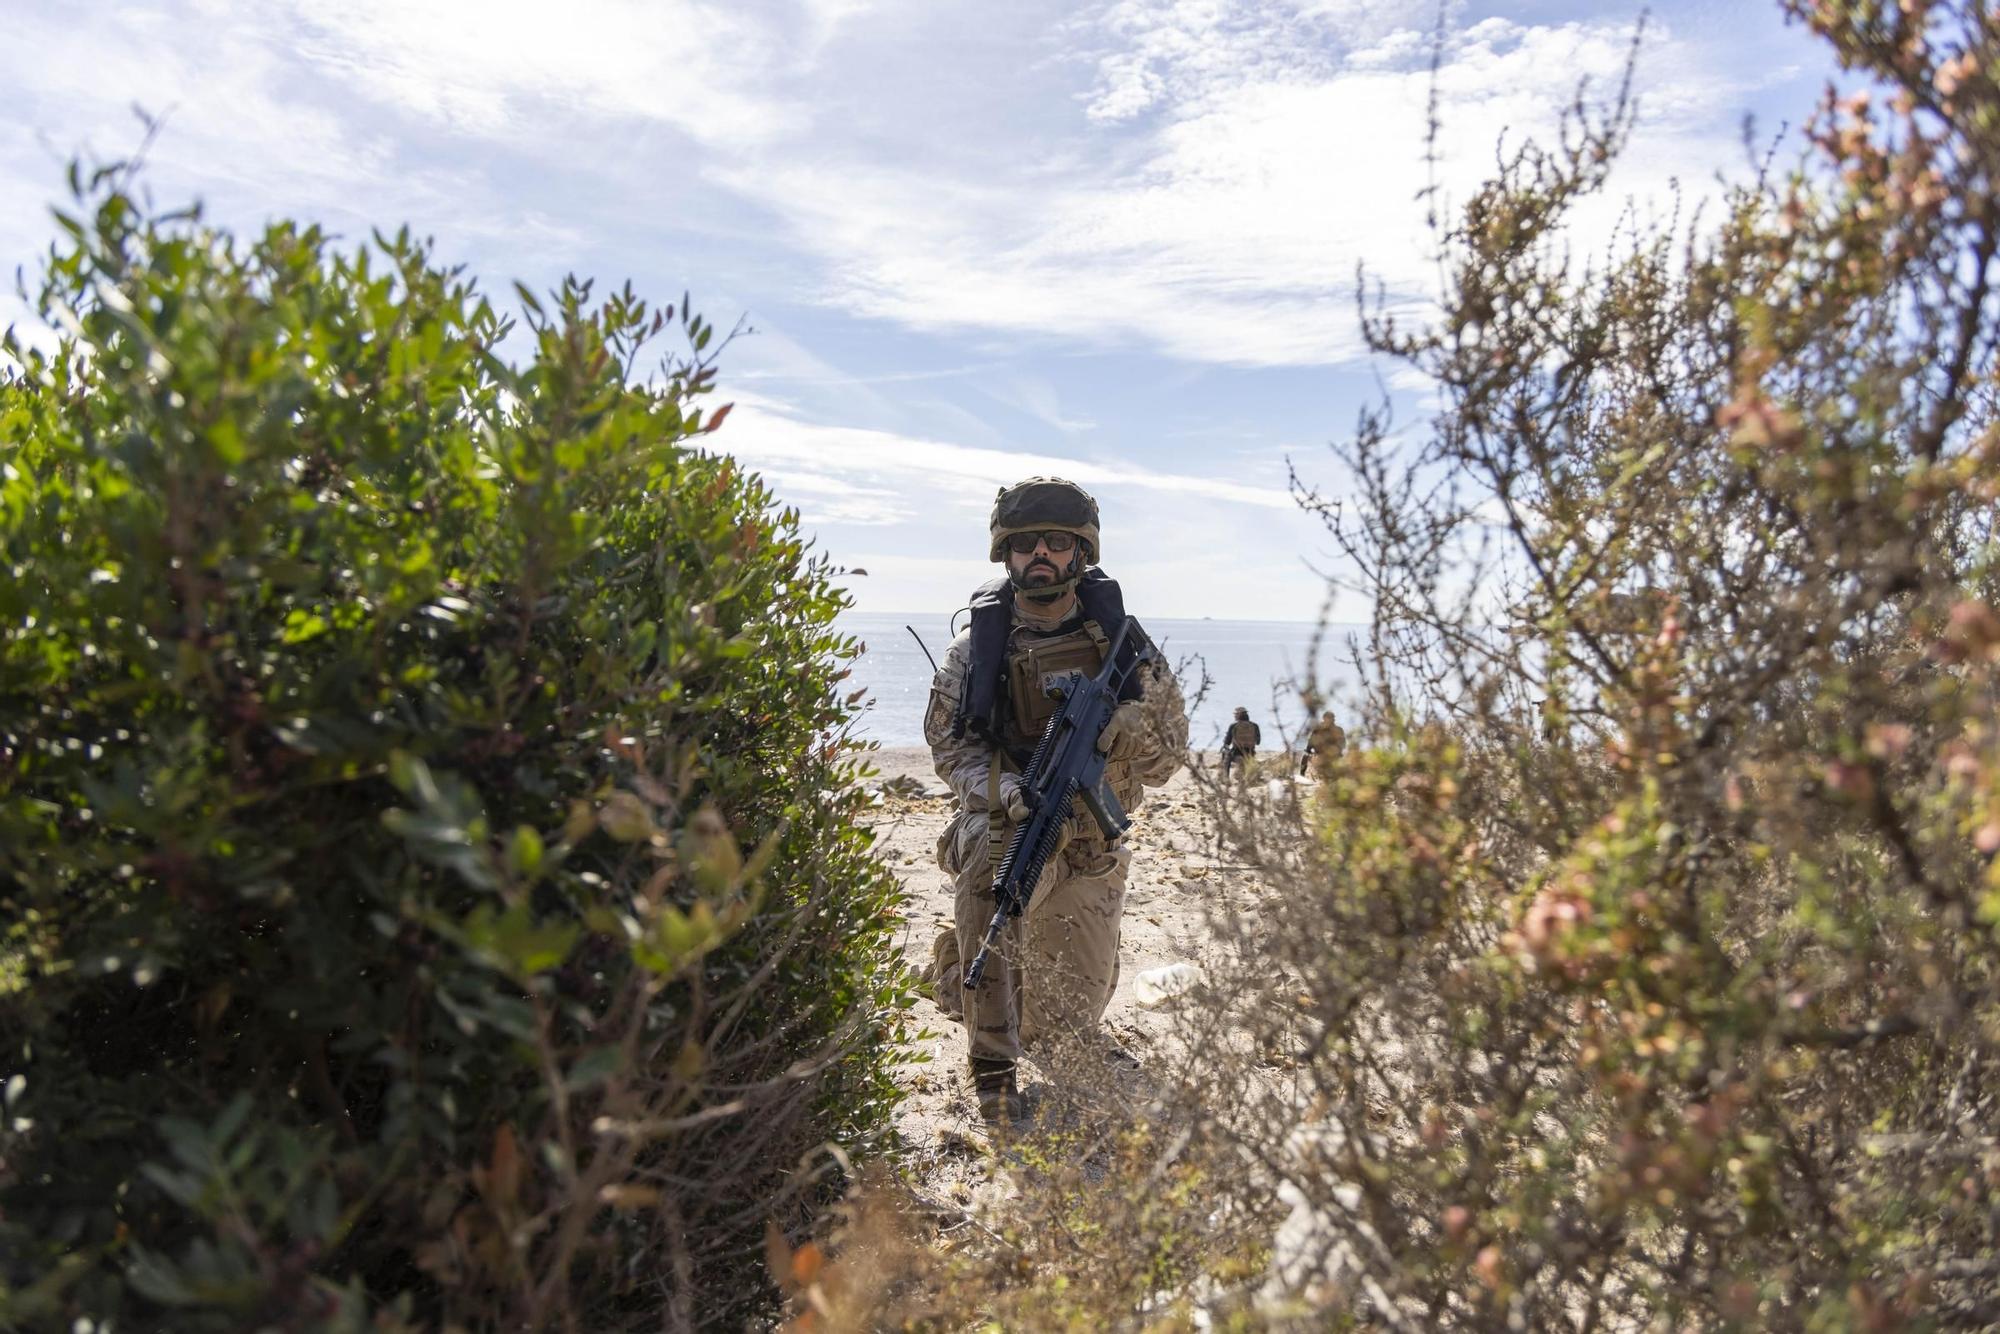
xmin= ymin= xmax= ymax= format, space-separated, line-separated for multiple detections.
xmin=7 ymin=2 xmax=1800 ymax=379
xmin=712 ymin=392 xmax=1300 ymax=512
xmin=1076 ymin=0 xmax=1418 ymax=122
xmin=0 ymin=0 xmax=869 ymax=277
xmin=708 ymin=391 xmax=1348 ymax=620
xmin=981 ymin=371 xmax=1098 ymax=435
xmin=733 ymin=361 xmax=1001 ymax=387
xmin=282 ymin=0 xmax=805 ymax=149
xmin=0 ymin=0 xmax=1825 ymax=627
xmin=0 ymin=2 xmax=538 ymax=274
xmin=6 ymin=7 xmax=390 ymax=200
xmin=740 ymin=464 xmax=914 ymax=526
xmin=712 ymin=9 xmax=1775 ymax=369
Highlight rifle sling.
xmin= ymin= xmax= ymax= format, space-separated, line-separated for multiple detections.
xmin=988 ymin=748 xmax=1007 ymax=896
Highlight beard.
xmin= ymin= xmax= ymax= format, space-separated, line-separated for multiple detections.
xmin=1012 ymin=551 xmax=1078 ymax=602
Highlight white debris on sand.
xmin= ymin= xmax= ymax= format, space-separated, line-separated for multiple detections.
xmin=1133 ymin=961 xmax=1203 ymax=1008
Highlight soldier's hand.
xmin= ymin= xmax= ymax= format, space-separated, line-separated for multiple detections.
xmin=996 ymin=774 xmax=1033 ymax=823
xmin=1060 ymin=806 xmax=1094 ymax=851
xmin=1096 ymin=700 xmax=1147 ymax=760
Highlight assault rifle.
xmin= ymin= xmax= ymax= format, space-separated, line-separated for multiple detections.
xmin=965 ymin=616 xmax=1156 ymax=990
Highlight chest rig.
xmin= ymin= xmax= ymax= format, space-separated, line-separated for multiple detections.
xmin=1005 ymin=619 xmax=1112 ymax=746
xmin=951 ymin=568 xmax=1142 ymax=760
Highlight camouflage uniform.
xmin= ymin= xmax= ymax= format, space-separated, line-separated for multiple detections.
xmin=1302 ymin=712 xmax=1346 ymax=776
xmin=1223 ymin=713 xmax=1261 ymax=777
xmin=924 ymin=598 xmax=1187 ymax=1065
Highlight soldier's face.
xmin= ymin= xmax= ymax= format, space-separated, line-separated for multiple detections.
xmin=1006 ymin=532 xmax=1077 ymax=587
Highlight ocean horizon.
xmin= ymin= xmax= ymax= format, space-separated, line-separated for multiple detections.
xmin=836 ymin=610 xmax=1366 ymax=750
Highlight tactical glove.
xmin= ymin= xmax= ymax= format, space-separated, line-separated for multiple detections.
xmin=996 ymin=773 xmax=1033 ymax=823
xmin=1095 ymin=700 xmax=1147 ymax=761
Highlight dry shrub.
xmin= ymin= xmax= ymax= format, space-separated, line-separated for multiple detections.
xmin=769 ymin=1034 xmax=1287 ymax=1332
xmin=1183 ymin=1 xmax=2000 ymax=1326
xmin=823 ymin=2 xmax=2000 ymax=1328
xmin=1222 ymin=751 xmax=1301 ymax=787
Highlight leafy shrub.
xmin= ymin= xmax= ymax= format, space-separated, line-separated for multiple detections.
xmin=0 ymin=166 xmax=910 ymax=1330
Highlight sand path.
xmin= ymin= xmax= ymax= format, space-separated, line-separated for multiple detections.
xmin=861 ymin=746 xmax=1283 ymax=1206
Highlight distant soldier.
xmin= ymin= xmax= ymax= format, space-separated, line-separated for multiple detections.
xmin=1223 ymin=706 xmax=1261 ymax=777
xmin=1301 ymin=709 xmax=1345 ymax=777
xmin=921 ymin=477 xmax=1188 ymax=1126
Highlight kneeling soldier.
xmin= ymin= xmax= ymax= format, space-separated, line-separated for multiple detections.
xmin=1223 ymin=706 xmax=1261 ymax=777
xmin=1302 ymin=709 xmax=1345 ymax=777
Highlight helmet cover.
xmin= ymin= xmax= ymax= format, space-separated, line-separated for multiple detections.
xmin=988 ymin=476 xmax=1101 ymax=565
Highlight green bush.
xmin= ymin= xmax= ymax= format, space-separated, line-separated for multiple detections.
xmin=0 ymin=166 xmax=911 ymax=1330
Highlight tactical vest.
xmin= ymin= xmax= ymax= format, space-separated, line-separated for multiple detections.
xmin=1005 ymin=619 xmax=1113 ymax=746
xmin=951 ymin=571 xmax=1149 ymax=865
xmin=951 ymin=568 xmax=1144 ymax=757
xmin=1226 ymin=720 xmax=1259 ymax=751
xmin=1001 ymin=617 xmax=1135 ymax=857
xmin=1308 ymin=720 xmax=1345 ymax=754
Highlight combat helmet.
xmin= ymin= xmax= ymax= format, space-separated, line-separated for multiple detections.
xmin=988 ymin=476 xmax=1101 ymax=564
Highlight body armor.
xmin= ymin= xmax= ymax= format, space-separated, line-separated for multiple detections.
xmin=951 ymin=569 xmax=1141 ymax=750
xmin=1005 ymin=618 xmax=1113 ymax=743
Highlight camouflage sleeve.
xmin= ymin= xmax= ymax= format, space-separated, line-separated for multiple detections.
xmin=925 ymin=629 xmax=1002 ymax=811
xmin=1127 ymin=657 xmax=1189 ymax=788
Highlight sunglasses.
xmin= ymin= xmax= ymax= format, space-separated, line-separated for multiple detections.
xmin=1005 ymin=530 xmax=1079 ymax=555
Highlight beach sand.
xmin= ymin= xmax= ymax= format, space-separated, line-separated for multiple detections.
xmin=861 ymin=745 xmax=1288 ymax=1203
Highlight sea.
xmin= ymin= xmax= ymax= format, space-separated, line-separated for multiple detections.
xmin=836 ymin=611 xmax=1365 ymax=750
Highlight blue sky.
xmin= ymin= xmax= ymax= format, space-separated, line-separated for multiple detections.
xmin=3 ymin=0 xmax=1834 ymax=620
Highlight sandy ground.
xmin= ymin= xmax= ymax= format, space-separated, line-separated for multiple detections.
xmin=860 ymin=745 xmax=1287 ymax=1205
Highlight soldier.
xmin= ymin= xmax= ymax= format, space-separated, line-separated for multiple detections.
xmin=1301 ymin=709 xmax=1345 ymax=777
xmin=1223 ymin=706 xmax=1261 ymax=777
xmin=922 ymin=477 xmax=1188 ymax=1126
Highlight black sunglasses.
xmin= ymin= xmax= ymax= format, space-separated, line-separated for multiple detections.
xmin=1005 ymin=530 xmax=1079 ymax=555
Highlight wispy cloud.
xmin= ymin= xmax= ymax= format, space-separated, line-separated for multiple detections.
xmin=1076 ymin=0 xmax=1419 ymax=123
xmin=738 ymin=464 xmax=914 ymax=526
xmin=714 ymin=393 xmax=1300 ymax=512
xmin=7 ymin=2 xmax=1803 ymax=377
xmin=0 ymin=2 xmax=547 ymax=265
xmin=282 ymin=0 xmax=815 ymax=149
xmin=732 ymin=361 xmax=1002 ymax=387
xmin=703 ymin=394 xmax=1346 ymax=619
xmin=709 ymin=9 xmax=1781 ymax=368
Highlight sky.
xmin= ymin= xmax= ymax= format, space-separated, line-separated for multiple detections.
xmin=2 ymin=0 xmax=1836 ymax=620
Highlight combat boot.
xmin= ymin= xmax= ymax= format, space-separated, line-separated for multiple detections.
xmin=970 ymin=1057 xmax=1026 ymax=1127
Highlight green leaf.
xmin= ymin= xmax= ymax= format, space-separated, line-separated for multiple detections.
xmin=205 ymin=416 xmax=244 ymax=464
xmin=508 ymin=824 xmax=545 ymax=877
xmin=565 ymin=1045 xmax=625 ymax=1091
xmin=463 ymin=902 xmax=578 ymax=978
xmin=281 ymin=609 xmax=329 ymax=644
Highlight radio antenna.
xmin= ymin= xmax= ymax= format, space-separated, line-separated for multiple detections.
xmin=905 ymin=624 xmax=939 ymax=675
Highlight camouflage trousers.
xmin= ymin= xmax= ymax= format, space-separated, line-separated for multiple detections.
xmin=928 ymin=839 xmax=1130 ymax=1065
